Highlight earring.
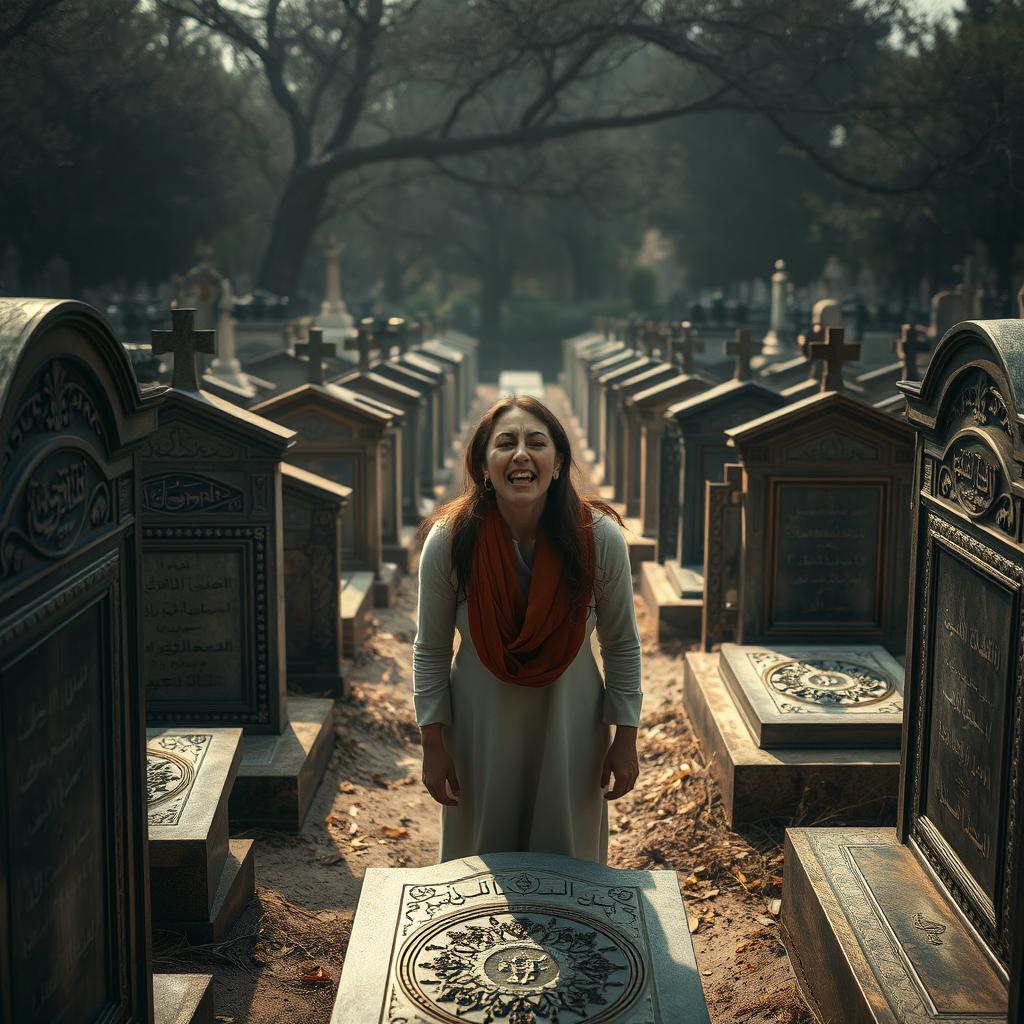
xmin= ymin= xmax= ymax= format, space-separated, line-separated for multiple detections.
xmin=553 ymin=471 xmax=560 ymax=480
xmin=483 ymin=476 xmax=493 ymax=491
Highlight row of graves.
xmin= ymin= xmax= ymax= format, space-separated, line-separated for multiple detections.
xmin=0 ymin=296 xmax=478 ymax=1023
xmin=560 ymin=309 xmax=1024 ymax=1020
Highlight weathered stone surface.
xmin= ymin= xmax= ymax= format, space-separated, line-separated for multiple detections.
xmin=700 ymin=463 xmax=743 ymax=650
xmin=718 ymin=643 xmax=904 ymax=748
xmin=147 ymin=728 xmax=253 ymax=938
xmin=783 ymin=828 xmax=1007 ymax=1024
xmin=682 ymin=653 xmax=898 ymax=827
xmin=332 ymin=853 xmax=710 ymax=1024
xmin=282 ymin=462 xmax=350 ymax=697
xmin=140 ymin=387 xmax=294 ymax=734
xmin=153 ymin=973 xmax=214 ymax=1024
xmin=230 ymin=695 xmax=335 ymax=831
xmin=784 ymin=319 xmax=1024 ymax=1021
xmin=0 ymin=299 xmax=162 ymax=1023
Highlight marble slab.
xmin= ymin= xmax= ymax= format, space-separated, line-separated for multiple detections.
xmin=332 ymin=852 xmax=710 ymax=1024
xmin=719 ymin=643 xmax=904 ymax=748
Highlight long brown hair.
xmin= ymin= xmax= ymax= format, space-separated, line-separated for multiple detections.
xmin=419 ymin=395 xmax=623 ymax=607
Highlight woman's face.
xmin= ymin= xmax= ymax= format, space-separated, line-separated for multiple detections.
xmin=483 ymin=407 xmax=563 ymax=511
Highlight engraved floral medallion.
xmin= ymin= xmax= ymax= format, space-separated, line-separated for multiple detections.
xmin=146 ymin=733 xmax=211 ymax=826
xmin=396 ymin=903 xmax=646 ymax=1023
xmin=763 ymin=659 xmax=896 ymax=707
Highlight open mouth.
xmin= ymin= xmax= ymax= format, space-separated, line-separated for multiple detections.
xmin=507 ymin=471 xmax=536 ymax=483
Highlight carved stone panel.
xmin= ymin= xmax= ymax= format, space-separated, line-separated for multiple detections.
xmin=147 ymin=733 xmax=212 ymax=827
xmin=701 ymin=464 xmax=743 ymax=651
xmin=768 ymin=479 xmax=886 ymax=633
xmin=331 ymin=853 xmax=711 ymax=1024
xmin=0 ymin=300 xmax=160 ymax=1024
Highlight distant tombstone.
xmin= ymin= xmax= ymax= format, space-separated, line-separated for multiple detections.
xmin=784 ymin=318 xmax=1024 ymax=1022
xmin=0 ymin=299 xmax=176 ymax=1020
xmin=180 ymin=242 xmax=222 ymax=331
xmin=641 ymin=330 xmax=785 ymax=642
xmin=332 ymin=853 xmax=711 ymax=1024
xmin=930 ymin=286 xmax=968 ymax=339
xmin=252 ymin=353 xmax=399 ymax=606
xmin=762 ymin=258 xmax=790 ymax=356
xmin=282 ymin=463 xmax=350 ymax=697
xmin=811 ymin=297 xmax=843 ymax=332
xmin=141 ymin=309 xmax=295 ymax=734
xmin=320 ymin=234 xmax=355 ymax=334
xmin=700 ymin=463 xmax=743 ymax=650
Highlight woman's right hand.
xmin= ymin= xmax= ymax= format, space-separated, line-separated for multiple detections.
xmin=421 ymin=731 xmax=460 ymax=806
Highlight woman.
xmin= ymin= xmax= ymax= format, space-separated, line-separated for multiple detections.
xmin=413 ymin=394 xmax=642 ymax=864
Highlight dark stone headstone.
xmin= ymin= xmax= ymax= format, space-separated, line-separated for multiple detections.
xmin=0 ymin=299 xmax=163 ymax=1022
xmin=727 ymin=391 xmax=914 ymax=652
xmin=783 ymin=318 xmax=1024 ymax=1022
xmin=140 ymin=388 xmax=295 ymax=734
xmin=700 ymin=463 xmax=743 ymax=650
xmin=281 ymin=463 xmax=350 ymax=696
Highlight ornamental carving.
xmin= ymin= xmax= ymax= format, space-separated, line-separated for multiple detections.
xmin=394 ymin=904 xmax=646 ymax=1023
xmin=146 ymin=733 xmax=211 ymax=826
xmin=140 ymin=425 xmax=234 ymax=460
xmin=753 ymin=655 xmax=897 ymax=708
xmin=783 ymin=432 xmax=878 ymax=463
xmin=142 ymin=472 xmax=244 ymax=514
xmin=945 ymin=372 xmax=1012 ymax=438
xmin=937 ymin=435 xmax=1015 ymax=537
xmin=1 ymin=361 xmax=107 ymax=473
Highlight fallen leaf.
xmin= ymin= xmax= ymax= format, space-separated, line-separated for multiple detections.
xmin=348 ymin=805 xmax=360 ymax=818
xmin=735 ymin=940 xmax=749 ymax=953
xmin=382 ymin=826 xmax=410 ymax=839
xmin=769 ymin=899 xmax=782 ymax=917
xmin=300 ymin=964 xmax=333 ymax=986
xmin=687 ymin=913 xmax=700 ymax=934
xmin=349 ymin=821 xmax=359 ymax=835
xmin=350 ymin=837 xmax=368 ymax=849
xmin=338 ymin=781 xmax=356 ymax=794
xmin=324 ymin=814 xmax=346 ymax=829
xmin=731 ymin=868 xmax=748 ymax=885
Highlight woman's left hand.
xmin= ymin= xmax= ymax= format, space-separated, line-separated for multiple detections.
xmin=601 ymin=728 xmax=639 ymax=800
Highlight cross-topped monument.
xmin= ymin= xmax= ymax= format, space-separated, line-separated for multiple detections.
xmin=345 ymin=316 xmax=380 ymax=373
xmin=672 ymin=320 xmax=705 ymax=374
xmin=895 ymin=322 xmax=929 ymax=379
xmin=151 ymin=307 xmax=216 ymax=391
xmin=806 ymin=326 xmax=861 ymax=393
xmin=296 ymin=326 xmax=337 ymax=384
xmin=384 ymin=316 xmax=407 ymax=359
xmin=726 ymin=327 xmax=760 ymax=382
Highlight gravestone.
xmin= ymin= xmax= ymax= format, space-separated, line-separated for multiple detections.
xmin=585 ymin=344 xmax=641 ymax=456
xmin=331 ymin=853 xmax=710 ymax=1024
xmin=319 ymin=234 xmax=355 ymax=340
xmin=681 ymin=330 xmax=914 ymax=825
xmin=201 ymin=278 xmax=271 ymax=404
xmin=0 ymin=298 xmax=212 ymax=1022
xmin=761 ymin=258 xmax=790 ymax=356
xmin=144 ymin=310 xmax=335 ymax=831
xmin=147 ymin=728 xmax=255 ymax=942
xmin=700 ymin=463 xmax=744 ymax=650
xmin=282 ymin=463 xmax=351 ymax=691
xmin=640 ymin=329 xmax=787 ymax=641
xmin=856 ymin=322 xmax=931 ymax=412
xmin=142 ymin=309 xmax=294 ymax=734
xmin=783 ymin=318 xmax=1024 ymax=1022
xmin=252 ymin=342 xmax=401 ymax=609
xmin=930 ymin=285 xmax=969 ymax=339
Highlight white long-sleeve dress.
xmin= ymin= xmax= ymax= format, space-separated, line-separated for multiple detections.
xmin=413 ymin=512 xmax=643 ymax=864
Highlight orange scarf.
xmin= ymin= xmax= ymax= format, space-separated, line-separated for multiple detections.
xmin=468 ymin=503 xmax=594 ymax=687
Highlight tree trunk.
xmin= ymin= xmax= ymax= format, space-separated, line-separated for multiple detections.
xmin=256 ymin=167 xmax=332 ymax=296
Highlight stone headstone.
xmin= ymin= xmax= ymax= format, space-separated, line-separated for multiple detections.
xmin=783 ymin=318 xmax=1024 ymax=1023
xmin=331 ymin=853 xmax=711 ymax=1024
xmin=700 ymin=463 xmax=743 ymax=650
xmin=143 ymin=311 xmax=335 ymax=831
xmin=930 ymin=286 xmax=968 ymax=339
xmin=762 ymin=258 xmax=790 ymax=356
xmin=141 ymin=313 xmax=295 ymax=734
xmin=281 ymin=463 xmax=350 ymax=696
xmin=0 ymin=298 xmax=184 ymax=1020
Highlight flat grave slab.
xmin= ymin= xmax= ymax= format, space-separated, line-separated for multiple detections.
xmin=153 ymin=972 xmax=215 ymax=1024
xmin=683 ymin=653 xmax=898 ymax=826
xmin=783 ymin=827 xmax=1007 ymax=1024
xmin=331 ymin=852 xmax=710 ymax=1024
xmin=718 ymin=643 xmax=904 ymax=748
xmin=147 ymin=728 xmax=254 ymax=940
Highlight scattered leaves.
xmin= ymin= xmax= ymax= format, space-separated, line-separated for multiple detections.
xmin=338 ymin=780 xmax=356 ymax=794
xmin=299 ymin=964 xmax=333 ymax=986
xmin=381 ymin=826 xmax=410 ymax=839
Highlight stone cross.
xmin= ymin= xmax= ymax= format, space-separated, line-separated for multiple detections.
xmin=346 ymin=317 xmax=379 ymax=373
xmin=673 ymin=321 xmax=705 ymax=374
xmin=296 ymin=326 xmax=337 ymax=384
xmin=896 ymin=323 xmax=929 ymax=379
xmin=151 ymin=308 xmax=216 ymax=392
xmin=806 ymin=326 xmax=861 ymax=393
xmin=726 ymin=328 xmax=760 ymax=382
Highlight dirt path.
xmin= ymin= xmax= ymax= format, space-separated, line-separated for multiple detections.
xmin=155 ymin=574 xmax=816 ymax=1024
xmin=155 ymin=387 xmax=818 ymax=1022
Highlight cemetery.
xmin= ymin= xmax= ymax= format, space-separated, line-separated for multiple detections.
xmin=5 ymin=2 xmax=1024 ymax=1022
